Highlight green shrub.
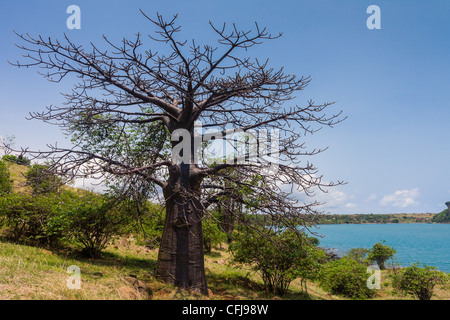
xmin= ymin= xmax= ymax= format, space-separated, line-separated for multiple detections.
xmin=391 ymin=263 xmax=448 ymax=300
xmin=59 ymin=192 xmax=128 ymax=257
xmin=0 ymin=193 xmax=62 ymax=245
xmin=230 ymin=228 xmax=324 ymax=295
xmin=319 ymin=258 xmax=375 ymax=299
xmin=0 ymin=160 xmax=13 ymax=195
xmin=0 ymin=190 xmax=127 ymax=255
xmin=2 ymin=154 xmax=30 ymax=166
xmin=367 ymin=241 xmax=396 ymax=270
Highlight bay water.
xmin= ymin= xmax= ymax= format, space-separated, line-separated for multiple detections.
xmin=310 ymin=223 xmax=450 ymax=273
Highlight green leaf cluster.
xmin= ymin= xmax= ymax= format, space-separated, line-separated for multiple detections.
xmin=0 ymin=192 xmax=62 ymax=245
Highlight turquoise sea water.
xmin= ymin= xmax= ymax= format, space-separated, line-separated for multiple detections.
xmin=310 ymin=223 xmax=450 ymax=273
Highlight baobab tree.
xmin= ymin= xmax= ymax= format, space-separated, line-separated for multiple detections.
xmin=10 ymin=11 xmax=345 ymax=295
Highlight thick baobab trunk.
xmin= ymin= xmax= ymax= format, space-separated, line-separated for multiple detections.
xmin=155 ymin=163 xmax=208 ymax=295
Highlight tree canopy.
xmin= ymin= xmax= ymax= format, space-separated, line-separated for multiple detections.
xmin=10 ymin=11 xmax=345 ymax=294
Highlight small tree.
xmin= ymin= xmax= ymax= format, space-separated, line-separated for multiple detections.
xmin=230 ymin=228 xmax=322 ymax=296
xmin=114 ymin=197 xmax=165 ymax=249
xmin=391 ymin=263 xmax=448 ymax=300
xmin=296 ymin=237 xmax=326 ymax=293
xmin=368 ymin=241 xmax=396 ymax=270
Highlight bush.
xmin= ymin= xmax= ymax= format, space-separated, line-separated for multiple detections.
xmin=59 ymin=192 xmax=128 ymax=257
xmin=2 ymin=154 xmax=30 ymax=166
xmin=0 ymin=189 xmax=127 ymax=255
xmin=230 ymin=228 xmax=324 ymax=295
xmin=0 ymin=193 xmax=63 ymax=245
xmin=367 ymin=241 xmax=396 ymax=270
xmin=0 ymin=160 xmax=13 ymax=195
xmin=319 ymin=258 xmax=375 ymax=299
xmin=391 ymin=263 xmax=448 ymax=300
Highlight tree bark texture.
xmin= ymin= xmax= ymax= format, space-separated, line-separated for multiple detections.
xmin=155 ymin=163 xmax=208 ymax=295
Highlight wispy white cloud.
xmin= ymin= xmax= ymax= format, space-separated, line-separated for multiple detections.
xmin=277 ymin=173 xmax=358 ymax=212
xmin=328 ymin=190 xmax=347 ymax=203
xmin=314 ymin=188 xmax=358 ymax=211
xmin=380 ymin=188 xmax=420 ymax=208
xmin=365 ymin=193 xmax=377 ymax=202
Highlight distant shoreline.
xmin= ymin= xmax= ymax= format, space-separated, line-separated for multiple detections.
xmin=316 ymin=213 xmax=436 ymax=225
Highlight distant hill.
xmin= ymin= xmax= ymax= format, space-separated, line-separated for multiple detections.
xmin=432 ymin=209 xmax=450 ymax=223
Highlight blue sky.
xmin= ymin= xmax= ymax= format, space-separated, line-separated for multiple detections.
xmin=1 ymin=0 xmax=449 ymax=214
